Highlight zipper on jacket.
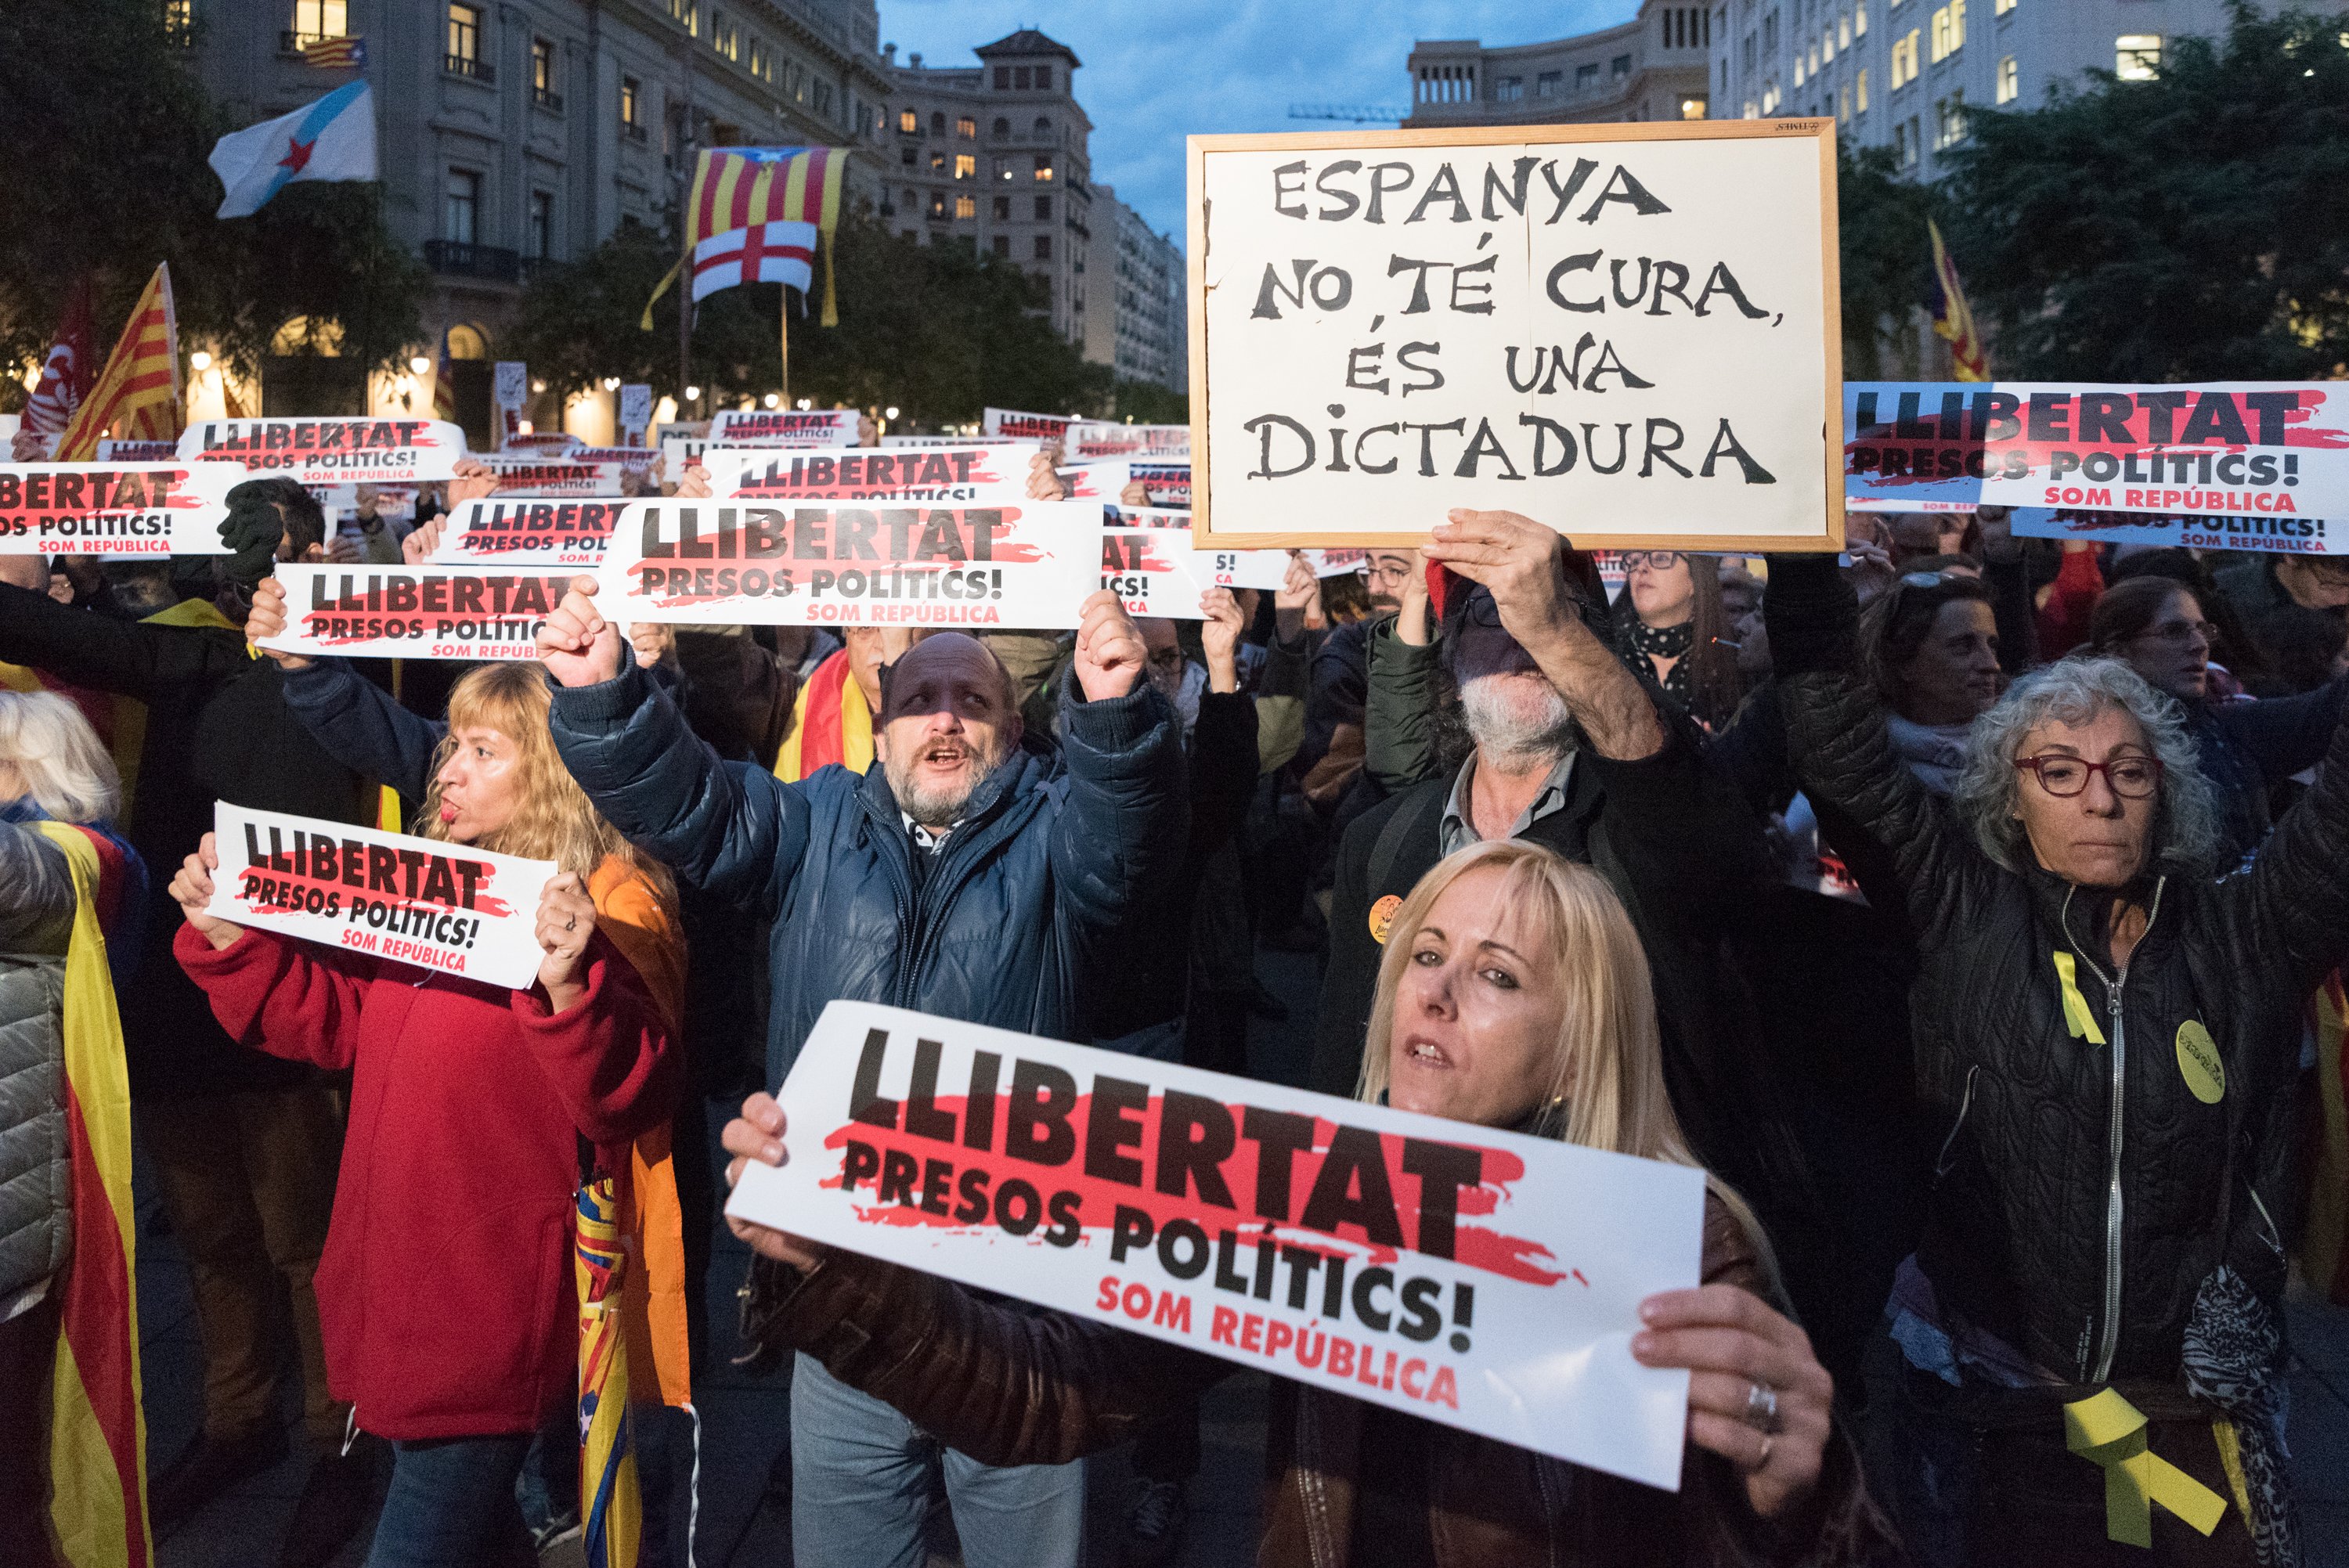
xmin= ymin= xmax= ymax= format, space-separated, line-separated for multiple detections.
xmin=1934 ymin=1065 xmax=1981 ymax=1181
xmin=2061 ymin=876 xmax=2164 ymax=1386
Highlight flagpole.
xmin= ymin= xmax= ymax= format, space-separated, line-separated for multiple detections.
xmin=779 ymin=287 xmax=790 ymax=406
xmin=677 ymin=61 xmax=695 ymax=419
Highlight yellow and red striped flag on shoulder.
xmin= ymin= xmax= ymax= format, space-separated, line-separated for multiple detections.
xmin=640 ymin=146 xmax=849 ymax=329
xmin=1926 ymin=217 xmax=1989 ymax=383
xmin=36 ymin=820 xmax=153 ymax=1568
xmin=56 ymin=265 xmax=181 ymax=462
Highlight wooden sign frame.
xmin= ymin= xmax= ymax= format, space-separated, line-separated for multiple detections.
xmin=1185 ymin=120 xmax=1846 ymax=552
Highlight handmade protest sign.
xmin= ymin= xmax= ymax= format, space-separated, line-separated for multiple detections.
xmin=983 ymin=408 xmax=1073 ymax=442
xmin=478 ymin=453 xmax=626 ymax=497
xmin=0 ymin=463 xmax=237 ymax=555
xmin=709 ymin=408 xmax=862 ymax=446
xmin=599 ymin=497 xmax=1103 ymax=629
xmin=1189 ymin=123 xmax=1843 ymax=550
xmin=618 ymin=384 xmax=653 ymax=444
xmin=430 ymin=499 xmax=630 ymax=568
xmin=181 ymin=417 xmax=466 ymax=486
xmin=1066 ymin=421 xmax=1191 ymax=461
xmin=1844 ymin=382 xmax=2349 ymax=519
xmin=701 ymin=443 xmax=1041 ymax=504
xmin=258 ymin=564 xmax=576 ymax=659
xmin=208 ymin=801 xmax=554 ymax=989
xmin=1102 ymin=507 xmax=1213 ymax=618
xmin=2010 ymin=507 xmax=2341 ymax=557
xmin=727 ymin=1000 xmax=1705 ymax=1489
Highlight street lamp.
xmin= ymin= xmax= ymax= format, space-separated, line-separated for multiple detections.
xmin=532 ymin=379 xmax=547 ymax=394
xmin=796 ymin=398 xmax=811 ymax=410
xmin=602 ymin=377 xmax=621 ymax=391
xmin=763 ymin=392 xmax=781 ymax=409
xmin=189 ymin=350 xmax=213 ymax=372
xmin=409 ymin=355 xmax=431 ymax=375
xmin=884 ymin=406 xmax=900 ymax=420
xmin=684 ymin=384 xmax=701 ymax=402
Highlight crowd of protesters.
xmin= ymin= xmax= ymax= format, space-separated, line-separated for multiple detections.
xmin=3 ymin=429 xmax=2347 ymax=1568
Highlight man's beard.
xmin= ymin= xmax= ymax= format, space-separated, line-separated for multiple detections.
xmin=1459 ymin=674 xmax=1574 ymax=770
xmin=885 ymin=731 xmax=1010 ymax=828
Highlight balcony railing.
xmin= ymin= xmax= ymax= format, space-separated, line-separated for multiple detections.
xmin=423 ymin=241 xmax=520 ymax=283
xmin=444 ymin=52 xmax=494 ymax=83
xmin=622 ymin=121 xmax=648 ymax=142
xmin=280 ymin=30 xmax=339 ymax=53
xmin=533 ymin=86 xmax=564 ymax=113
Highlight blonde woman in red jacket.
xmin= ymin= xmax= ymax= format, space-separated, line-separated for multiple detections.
xmin=168 ymin=663 xmax=681 ymax=1568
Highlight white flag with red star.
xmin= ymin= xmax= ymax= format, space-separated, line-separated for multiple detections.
xmin=210 ymin=81 xmax=378 ymax=219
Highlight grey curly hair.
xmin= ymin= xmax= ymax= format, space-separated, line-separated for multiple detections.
xmin=1950 ymin=656 xmax=2220 ymax=875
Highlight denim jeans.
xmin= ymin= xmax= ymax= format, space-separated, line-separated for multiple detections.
xmin=364 ymin=1433 xmax=534 ymax=1568
xmin=790 ymin=1353 xmax=1086 ymax=1568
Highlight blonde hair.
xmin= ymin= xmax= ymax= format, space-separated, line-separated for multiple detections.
xmin=0 ymin=690 xmax=121 ymax=824
xmin=1359 ymin=840 xmax=1773 ymax=1274
xmin=419 ymin=663 xmax=677 ymax=923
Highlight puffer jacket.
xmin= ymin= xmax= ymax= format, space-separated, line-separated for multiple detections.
xmin=1770 ymin=557 xmax=2347 ymax=1384
xmin=0 ymin=821 xmax=72 ymax=1304
xmin=739 ymin=1197 xmax=1890 ymax=1567
xmin=548 ymin=661 xmax=1185 ymax=1077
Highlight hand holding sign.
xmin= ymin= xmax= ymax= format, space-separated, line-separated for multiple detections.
xmin=246 ymin=578 xmax=312 ymax=669
xmin=168 ymin=833 xmax=242 ymax=951
xmin=1072 ymin=589 xmax=1146 ymax=701
xmin=447 ymin=457 xmax=496 ymax=509
xmin=402 ymin=513 xmax=448 ymax=567
xmin=721 ymin=1094 xmax=829 ymax=1269
xmin=677 ymin=463 xmax=713 ymax=499
xmin=538 ymin=576 xmax=626 ymax=688
xmin=1027 ymin=450 xmax=1069 ymax=502
xmin=1276 ymin=551 xmax=1323 ymax=635
xmin=1635 ymin=1284 xmax=1835 ymax=1518
xmin=1200 ymin=587 xmax=1244 ymax=694
xmin=1425 ymin=510 xmax=1579 ymax=651
xmin=534 ymin=871 xmax=598 ymax=1014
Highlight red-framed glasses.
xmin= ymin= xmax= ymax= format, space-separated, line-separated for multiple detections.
xmin=2014 ymin=752 xmax=2163 ymax=799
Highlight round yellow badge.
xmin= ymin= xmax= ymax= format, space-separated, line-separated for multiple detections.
xmin=2174 ymin=1020 xmax=2225 ymax=1105
xmin=1369 ymin=893 xmax=1403 ymax=946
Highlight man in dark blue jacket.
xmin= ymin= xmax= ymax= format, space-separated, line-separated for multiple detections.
xmin=536 ymin=578 xmax=1185 ymax=1568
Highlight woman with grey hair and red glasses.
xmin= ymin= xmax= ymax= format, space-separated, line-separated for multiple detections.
xmin=1766 ymin=551 xmax=2349 ymax=1567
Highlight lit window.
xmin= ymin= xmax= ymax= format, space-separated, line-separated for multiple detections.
xmin=1891 ymin=29 xmax=1921 ymax=88
xmin=445 ymin=168 xmax=480 ymax=243
xmin=957 ymin=114 xmax=977 ymax=138
xmin=2116 ymin=34 xmax=2160 ymax=81
xmin=1840 ymin=13 xmax=1851 ymax=46
xmin=712 ymin=15 xmax=738 ymax=62
xmin=295 ymin=0 xmax=348 ymax=40
xmin=1996 ymin=0 xmax=2015 ymax=12
xmin=532 ymin=36 xmax=554 ymax=92
xmin=1795 ymin=56 xmax=1806 ymax=86
xmin=929 ymin=193 xmax=947 ymax=218
xmin=447 ymin=3 xmax=482 ymax=64
xmin=899 ymin=108 xmax=918 ymax=133
xmin=1856 ymin=66 xmax=1869 ymax=110
xmin=1034 ymin=155 xmax=1054 ymax=182
xmin=1856 ymin=2 xmax=1867 ymax=35
xmin=1930 ymin=1 xmax=1965 ymax=63
xmin=929 ymin=152 xmax=944 ymax=171
xmin=1680 ymin=95 xmax=1707 ymax=119
xmin=1996 ymin=55 xmax=2018 ymax=102
xmin=749 ymin=39 xmax=770 ymax=81
xmin=1934 ymin=89 xmax=1966 ymax=148
xmin=954 ymin=194 xmax=976 ymax=219
xmin=1839 ymin=81 xmax=1852 ymax=121
xmin=953 ymin=153 xmax=975 ymax=180
xmin=1762 ymin=79 xmax=1780 ymax=112
xmin=621 ymin=76 xmax=640 ymax=126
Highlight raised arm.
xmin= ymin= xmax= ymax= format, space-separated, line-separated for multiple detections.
xmin=168 ymin=834 xmax=370 ymax=1072
xmin=539 ymin=579 xmax=810 ymax=920
xmin=2230 ymin=700 xmax=2349 ymax=997
xmin=1766 ymin=554 xmax=1992 ymax=943
xmin=2210 ymin=671 xmax=2349 ymax=785
xmin=1049 ymin=591 xmax=1188 ymax=930
xmin=0 ymin=581 xmax=247 ymax=701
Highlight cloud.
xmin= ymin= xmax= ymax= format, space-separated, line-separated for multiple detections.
xmin=875 ymin=2 xmax=1642 ymax=241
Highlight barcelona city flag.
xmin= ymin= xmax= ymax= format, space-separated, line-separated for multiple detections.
xmin=37 ymin=821 xmax=152 ymax=1568
xmin=56 ymin=265 xmax=179 ymax=463
xmin=1926 ymin=217 xmax=1989 ymax=383
xmin=640 ymin=146 xmax=849 ymax=329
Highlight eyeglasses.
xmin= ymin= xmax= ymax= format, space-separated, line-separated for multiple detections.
xmin=2014 ymin=752 xmax=2163 ymax=799
xmin=1618 ymin=551 xmax=1683 ymax=571
xmin=2132 ymin=619 xmax=2217 ymax=647
xmin=1363 ymin=558 xmax=1415 ymax=586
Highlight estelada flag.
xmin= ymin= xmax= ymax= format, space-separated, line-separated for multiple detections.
xmin=56 ymin=265 xmax=180 ymax=463
xmin=37 ymin=820 xmax=153 ymax=1568
xmin=640 ymin=146 xmax=848 ymax=328
xmin=25 ymin=279 xmax=96 ymax=438
xmin=1927 ymin=217 xmax=1989 ymax=383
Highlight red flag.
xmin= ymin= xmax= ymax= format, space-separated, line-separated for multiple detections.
xmin=25 ymin=279 xmax=96 ymax=438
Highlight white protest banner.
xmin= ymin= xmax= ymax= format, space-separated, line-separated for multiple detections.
xmin=96 ymin=439 xmax=178 ymax=461
xmin=478 ymin=453 xmax=626 ymax=497
xmin=181 ymin=417 xmax=466 ymax=487
xmin=572 ymin=445 xmax=663 ymax=475
xmin=209 ymin=801 xmax=554 ymax=989
xmin=1312 ymin=547 xmax=1369 ymax=578
xmin=1844 ymin=382 xmax=2348 ymax=520
xmin=1102 ymin=506 xmax=1213 ymax=618
xmin=599 ymin=497 xmax=1102 ymax=629
xmin=708 ymin=408 xmax=862 ymax=446
xmin=983 ymin=408 xmax=1073 ymax=442
xmin=501 ymin=431 xmax=583 ymax=455
xmin=702 ymin=444 xmax=1040 ymax=504
xmin=655 ymin=421 xmax=710 ymax=474
xmin=258 ymin=564 xmax=576 ymax=660
xmin=618 ymin=384 xmax=653 ymax=444
xmin=1201 ymin=546 xmax=1294 ymax=591
xmin=429 ymin=499 xmax=631 ymax=568
xmin=1066 ymin=421 xmax=1190 ymax=461
xmin=1059 ymin=461 xmax=1192 ymax=508
xmin=0 ymin=463 xmax=237 ymax=556
xmin=727 ymin=1000 xmax=1705 ymax=1489
xmin=2008 ymin=506 xmax=2341 ymax=557
xmin=882 ymin=433 xmax=1016 ymax=448
xmin=1190 ymin=124 xmax=1843 ymax=550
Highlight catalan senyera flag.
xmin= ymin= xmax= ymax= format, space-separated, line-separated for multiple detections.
xmin=1926 ymin=216 xmax=1989 ymax=383
xmin=640 ymin=146 xmax=849 ymax=329
xmin=56 ymin=265 xmax=181 ymax=463
xmin=38 ymin=820 xmax=153 ymax=1568
xmin=301 ymin=34 xmax=366 ymax=69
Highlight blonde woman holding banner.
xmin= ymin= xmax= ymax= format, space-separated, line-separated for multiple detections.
xmin=719 ymin=839 xmax=1892 ymax=1566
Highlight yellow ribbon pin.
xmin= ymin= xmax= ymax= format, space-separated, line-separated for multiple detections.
xmin=2062 ymin=1389 xmax=2228 ymax=1547
xmin=2054 ymin=952 xmax=2107 ymax=1045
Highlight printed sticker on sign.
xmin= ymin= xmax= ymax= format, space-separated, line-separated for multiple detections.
xmin=208 ymin=800 xmax=555 ymax=989
xmin=727 ymin=1000 xmax=1706 ymax=1490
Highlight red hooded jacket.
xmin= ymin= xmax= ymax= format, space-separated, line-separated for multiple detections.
xmin=174 ymin=918 xmax=677 ymax=1440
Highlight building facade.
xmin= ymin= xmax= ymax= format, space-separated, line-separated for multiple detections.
xmin=175 ymin=0 xmax=891 ymax=431
xmin=1712 ymin=0 xmax=2349 ymax=182
xmin=881 ymin=31 xmax=1093 ymax=348
xmin=1082 ymin=186 xmax=1185 ymax=394
xmin=1405 ymin=2 xmax=1715 ymax=127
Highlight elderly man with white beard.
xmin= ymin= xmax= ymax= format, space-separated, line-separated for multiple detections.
xmin=1308 ymin=513 xmax=1773 ymax=1173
